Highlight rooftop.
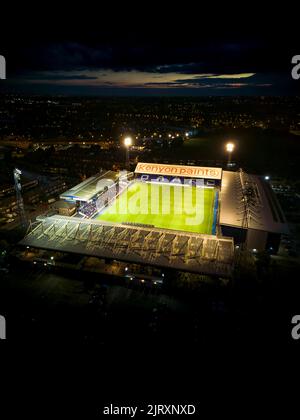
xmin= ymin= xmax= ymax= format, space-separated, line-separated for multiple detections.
xmin=60 ymin=170 xmax=119 ymax=202
xmin=219 ymin=170 xmax=289 ymax=234
xmin=20 ymin=215 xmax=234 ymax=278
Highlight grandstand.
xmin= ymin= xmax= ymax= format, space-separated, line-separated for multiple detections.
xmin=78 ymin=201 xmax=98 ymax=218
xmin=219 ymin=170 xmax=288 ymax=252
xmin=60 ymin=170 xmax=120 ymax=203
xmin=20 ymin=215 xmax=234 ymax=277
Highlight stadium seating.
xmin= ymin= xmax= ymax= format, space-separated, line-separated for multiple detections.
xmin=79 ymin=201 xmax=98 ymax=218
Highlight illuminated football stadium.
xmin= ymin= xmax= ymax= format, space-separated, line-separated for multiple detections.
xmin=58 ymin=162 xmax=222 ymax=236
xmin=19 ymin=162 xmax=288 ymax=279
xmin=95 ymin=163 xmax=221 ymax=235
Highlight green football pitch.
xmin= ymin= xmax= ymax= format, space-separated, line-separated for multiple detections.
xmin=95 ymin=182 xmax=216 ymax=234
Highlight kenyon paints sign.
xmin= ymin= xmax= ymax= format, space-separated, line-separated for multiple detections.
xmin=135 ymin=162 xmax=222 ymax=180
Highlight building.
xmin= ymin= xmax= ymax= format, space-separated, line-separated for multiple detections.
xmin=219 ymin=169 xmax=288 ymax=253
xmin=53 ymin=200 xmax=77 ymax=217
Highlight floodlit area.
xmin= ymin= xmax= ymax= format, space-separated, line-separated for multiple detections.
xmin=19 ymin=164 xmax=237 ymax=278
xmin=96 ymin=181 xmax=217 ymax=235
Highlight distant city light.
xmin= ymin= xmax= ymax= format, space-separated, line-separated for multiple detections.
xmin=125 ymin=267 xmax=128 ymax=271
xmin=264 ymin=175 xmax=270 ymax=181
xmin=50 ymin=256 xmax=54 ymax=260
xmin=124 ymin=136 xmax=132 ymax=147
xmin=185 ymin=132 xmax=189 ymax=137
xmin=168 ymin=134 xmax=172 ymax=138
xmin=253 ymin=248 xmax=257 ymax=253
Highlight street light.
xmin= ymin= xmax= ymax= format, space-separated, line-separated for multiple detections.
xmin=124 ymin=136 xmax=132 ymax=169
xmin=226 ymin=142 xmax=235 ymax=167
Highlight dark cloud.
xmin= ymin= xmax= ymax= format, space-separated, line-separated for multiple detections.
xmin=22 ymin=72 xmax=98 ymax=81
xmin=0 ymin=8 xmax=299 ymax=95
xmin=4 ymin=38 xmax=297 ymax=80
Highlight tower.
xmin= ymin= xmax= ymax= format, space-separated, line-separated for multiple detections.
xmin=13 ymin=168 xmax=27 ymax=230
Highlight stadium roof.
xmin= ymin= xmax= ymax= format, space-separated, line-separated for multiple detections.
xmin=60 ymin=171 xmax=119 ymax=202
xmin=220 ymin=170 xmax=289 ymax=234
xmin=135 ymin=162 xmax=222 ymax=180
xmin=20 ymin=215 xmax=234 ymax=278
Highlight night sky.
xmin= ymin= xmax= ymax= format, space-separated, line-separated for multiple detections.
xmin=1 ymin=5 xmax=299 ymax=96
